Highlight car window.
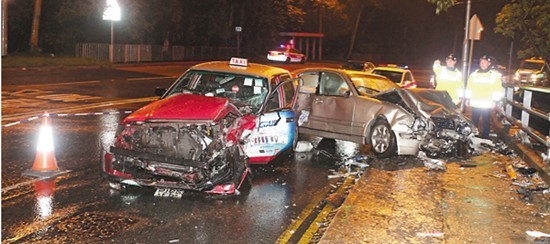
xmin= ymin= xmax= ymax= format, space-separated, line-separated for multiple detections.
xmin=298 ymin=72 xmax=319 ymax=94
xmin=350 ymin=74 xmax=398 ymax=96
xmin=372 ymin=69 xmax=403 ymax=84
xmin=319 ymin=72 xmax=350 ymax=96
xmin=265 ymin=74 xmax=294 ymax=111
xmin=290 ymin=48 xmax=301 ymax=53
xmin=404 ymin=72 xmax=413 ymax=82
xmin=521 ymin=61 xmax=544 ymax=70
xmin=165 ymin=70 xmax=269 ymax=113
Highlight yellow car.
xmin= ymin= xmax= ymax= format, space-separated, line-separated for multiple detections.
xmin=371 ymin=64 xmax=417 ymax=88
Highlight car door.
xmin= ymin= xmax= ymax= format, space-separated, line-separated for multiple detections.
xmin=298 ymin=70 xmax=354 ymax=136
xmin=244 ymin=74 xmax=296 ymax=163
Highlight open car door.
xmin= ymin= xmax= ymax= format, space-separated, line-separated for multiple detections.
xmin=244 ymin=76 xmax=298 ymax=164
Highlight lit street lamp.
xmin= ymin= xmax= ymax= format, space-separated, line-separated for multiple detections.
xmin=103 ymin=0 xmax=121 ymax=63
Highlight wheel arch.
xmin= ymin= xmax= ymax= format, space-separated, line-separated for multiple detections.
xmin=364 ymin=115 xmax=389 ymax=144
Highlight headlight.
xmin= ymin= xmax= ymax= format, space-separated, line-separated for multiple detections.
xmin=458 ymin=124 xmax=472 ymax=136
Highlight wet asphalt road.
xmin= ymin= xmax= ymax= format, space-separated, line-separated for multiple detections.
xmin=1 ymin=63 xmax=352 ymax=243
xmin=7 ymin=62 xmax=546 ymax=243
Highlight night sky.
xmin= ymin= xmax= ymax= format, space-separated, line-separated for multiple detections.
xmin=3 ymin=0 xmax=513 ymax=66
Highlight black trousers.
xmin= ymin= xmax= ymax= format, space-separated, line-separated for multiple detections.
xmin=471 ymin=107 xmax=491 ymax=138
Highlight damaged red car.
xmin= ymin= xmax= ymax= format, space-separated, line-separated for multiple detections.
xmin=101 ymin=58 xmax=298 ymax=195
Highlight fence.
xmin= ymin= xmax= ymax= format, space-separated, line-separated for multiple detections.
xmin=498 ymin=83 xmax=550 ymax=163
xmin=76 ymin=43 xmax=244 ymax=63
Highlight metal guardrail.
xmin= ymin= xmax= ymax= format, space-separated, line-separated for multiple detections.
xmin=498 ymin=82 xmax=550 ymax=163
xmin=76 ymin=43 xmax=246 ymax=63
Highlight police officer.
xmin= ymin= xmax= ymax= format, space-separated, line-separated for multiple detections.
xmin=466 ymin=55 xmax=503 ymax=138
xmin=433 ymin=53 xmax=463 ymax=104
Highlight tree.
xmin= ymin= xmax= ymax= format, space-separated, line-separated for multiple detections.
xmin=494 ymin=0 xmax=550 ymax=61
xmin=426 ymin=0 xmax=456 ymax=14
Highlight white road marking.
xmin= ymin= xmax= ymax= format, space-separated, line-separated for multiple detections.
xmin=127 ymin=76 xmax=176 ymax=81
xmin=2 ymin=97 xmax=157 ymax=124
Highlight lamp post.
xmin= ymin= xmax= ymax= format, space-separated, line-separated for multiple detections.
xmin=103 ymin=0 xmax=120 ymax=63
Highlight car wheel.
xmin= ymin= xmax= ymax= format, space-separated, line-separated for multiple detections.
xmin=369 ymin=119 xmax=396 ymax=158
xmin=300 ymin=56 xmax=306 ymax=64
xmin=285 ymin=57 xmax=291 ymax=63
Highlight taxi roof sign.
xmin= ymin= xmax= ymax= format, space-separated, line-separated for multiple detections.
xmin=229 ymin=57 xmax=248 ymax=67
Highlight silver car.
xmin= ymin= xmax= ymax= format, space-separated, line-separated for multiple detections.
xmin=293 ymin=68 xmax=476 ymax=158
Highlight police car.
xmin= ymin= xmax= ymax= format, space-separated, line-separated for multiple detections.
xmin=371 ymin=64 xmax=418 ymax=89
xmin=267 ymin=45 xmax=307 ymax=63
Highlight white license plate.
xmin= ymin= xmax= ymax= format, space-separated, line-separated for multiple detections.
xmin=154 ymin=188 xmax=184 ymax=198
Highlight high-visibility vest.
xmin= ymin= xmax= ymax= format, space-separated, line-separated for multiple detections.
xmin=433 ymin=63 xmax=463 ymax=103
xmin=467 ymin=69 xmax=503 ymax=108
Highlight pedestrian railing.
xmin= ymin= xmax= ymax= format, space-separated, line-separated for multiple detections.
xmin=498 ymin=82 xmax=550 ymax=163
xmin=76 ymin=43 xmax=245 ymax=63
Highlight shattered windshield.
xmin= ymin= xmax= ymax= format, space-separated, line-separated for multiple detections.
xmin=165 ymin=70 xmax=269 ymax=113
xmin=349 ymin=74 xmax=399 ymax=96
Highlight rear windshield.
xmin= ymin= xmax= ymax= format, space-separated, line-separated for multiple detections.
xmin=372 ymin=70 xmax=403 ymax=84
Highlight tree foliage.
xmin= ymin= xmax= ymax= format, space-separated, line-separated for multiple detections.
xmin=426 ymin=0 xmax=456 ymax=14
xmin=494 ymin=0 xmax=550 ymax=60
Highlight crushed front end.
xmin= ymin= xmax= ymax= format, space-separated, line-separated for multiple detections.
xmin=376 ymin=89 xmax=477 ymax=158
xmin=101 ymin=119 xmax=250 ymax=195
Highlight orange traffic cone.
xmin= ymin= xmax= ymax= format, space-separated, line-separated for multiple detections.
xmin=23 ymin=113 xmax=65 ymax=178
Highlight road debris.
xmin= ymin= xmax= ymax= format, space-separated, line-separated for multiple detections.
xmin=418 ymin=152 xmax=446 ymax=171
xmin=526 ymin=230 xmax=550 ymax=242
xmin=416 ymin=231 xmax=444 ymax=237
xmin=295 ymin=141 xmax=314 ymax=152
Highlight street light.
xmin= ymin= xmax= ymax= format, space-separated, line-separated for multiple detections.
xmin=103 ymin=0 xmax=120 ymax=63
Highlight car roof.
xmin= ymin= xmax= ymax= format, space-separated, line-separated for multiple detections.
xmin=190 ymin=61 xmax=290 ymax=78
xmin=372 ymin=66 xmax=409 ymax=72
xmin=523 ymin=58 xmax=545 ymax=64
xmin=294 ymin=67 xmax=389 ymax=79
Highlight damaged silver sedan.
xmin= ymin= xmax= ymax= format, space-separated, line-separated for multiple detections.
xmin=294 ymin=68 xmax=476 ymax=158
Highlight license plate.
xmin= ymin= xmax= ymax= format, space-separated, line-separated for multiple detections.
xmin=154 ymin=188 xmax=184 ymax=198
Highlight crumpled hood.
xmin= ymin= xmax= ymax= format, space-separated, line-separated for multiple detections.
xmin=123 ymin=94 xmax=240 ymax=123
xmin=374 ymin=88 xmax=460 ymax=118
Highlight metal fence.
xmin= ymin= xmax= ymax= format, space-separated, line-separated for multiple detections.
xmin=498 ymin=83 xmax=550 ymax=163
xmin=76 ymin=43 xmax=244 ymax=63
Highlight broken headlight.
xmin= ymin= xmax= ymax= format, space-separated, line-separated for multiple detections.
xmin=457 ymin=123 xmax=472 ymax=136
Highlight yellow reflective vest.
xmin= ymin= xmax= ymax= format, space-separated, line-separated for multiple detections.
xmin=467 ymin=69 xmax=503 ymax=108
xmin=433 ymin=63 xmax=463 ymax=103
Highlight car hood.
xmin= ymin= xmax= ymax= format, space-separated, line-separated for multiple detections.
xmin=373 ymin=88 xmax=460 ymax=118
xmin=123 ymin=94 xmax=240 ymax=123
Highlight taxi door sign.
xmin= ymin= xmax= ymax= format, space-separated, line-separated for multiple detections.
xmin=230 ymin=57 xmax=248 ymax=67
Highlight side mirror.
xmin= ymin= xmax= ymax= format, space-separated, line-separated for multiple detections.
xmin=155 ymin=87 xmax=167 ymax=97
xmin=343 ymin=90 xmax=351 ymax=97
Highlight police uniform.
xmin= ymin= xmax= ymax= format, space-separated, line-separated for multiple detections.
xmin=433 ymin=55 xmax=463 ymax=103
xmin=467 ymin=55 xmax=503 ymax=138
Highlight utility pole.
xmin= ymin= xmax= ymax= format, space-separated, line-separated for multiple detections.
xmin=30 ymin=0 xmax=42 ymax=52
xmin=460 ymin=0 xmax=471 ymax=111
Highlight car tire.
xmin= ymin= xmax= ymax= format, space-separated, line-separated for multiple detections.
xmin=285 ymin=57 xmax=291 ymax=63
xmin=369 ymin=119 xmax=396 ymax=158
xmin=300 ymin=56 xmax=307 ymax=64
